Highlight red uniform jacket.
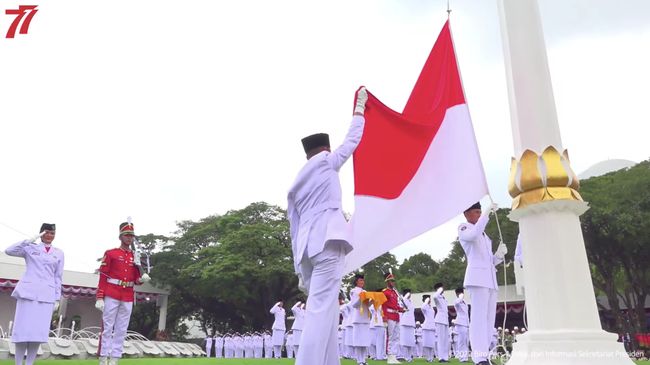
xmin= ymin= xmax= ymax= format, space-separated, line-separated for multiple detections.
xmin=382 ymin=287 xmax=401 ymax=322
xmin=96 ymin=248 xmax=142 ymax=302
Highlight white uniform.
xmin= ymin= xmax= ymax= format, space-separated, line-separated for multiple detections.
xmin=421 ymin=298 xmax=436 ymax=362
xmin=214 ymin=335 xmax=223 ymax=358
xmin=459 ymin=211 xmax=503 ymax=364
xmin=269 ymin=303 xmax=286 ymax=358
xmin=224 ymin=336 xmax=233 ymax=358
xmin=433 ymin=291 xmax=449 ymax=361
xmin=291 ymin=302 xmax=305 ymax=352
xmin=253 ymin=334 xmax=263 ymax=358
xmin=399 ymin=294 xmax=415 ymax=360
xmin=414 ymin=325 xmax=423 ymax=357
xmin=287 ymin=116 xmax=365 ymax=365
xmin=234 ymin=335 xmax=244 ymax=358
xmin=245 ymin=335 xmax=254 ymax=358
xmin=454 ymin=297 xmax=470 ymax=362
xmin=205 ymin=336 xmax=213 ymax=357
xmin=286 ymin=332 xmax=294 ymax=358
xmin=343 ymin=303 xmax=354 ymax=357
xmin=349 ymin=286 xmax=371 ymax=364
xmin=369 ymin=305 xmax=386 ymax=360
xmin=263 ymin=333 xmax=272 ymax=358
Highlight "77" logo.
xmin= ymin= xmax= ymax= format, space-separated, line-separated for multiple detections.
xmin=5 ymin=5 xmax=38 ymax=38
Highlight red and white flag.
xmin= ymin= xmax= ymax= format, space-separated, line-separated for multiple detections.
xmin=345 ymin=21 xmax=488 ymax=273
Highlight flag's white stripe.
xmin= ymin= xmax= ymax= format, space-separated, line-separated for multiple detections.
xmin=345 ymin=104 xmax=488 ymax=273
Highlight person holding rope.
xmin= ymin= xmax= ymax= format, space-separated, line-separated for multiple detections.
xmin=5 ymin=223 xmax=64 ymax=365
xmin=95 ymin=221 xmax=150 ymax=365
xmin=458 ymin=202 xmax=507 ymax=365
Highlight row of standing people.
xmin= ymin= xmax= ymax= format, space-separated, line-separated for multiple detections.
xmin=338 ymin=272 xmax=470 ymax=364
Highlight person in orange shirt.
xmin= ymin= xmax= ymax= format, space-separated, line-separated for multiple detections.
xmin=95 ymin=222 xmax=150 ymax=365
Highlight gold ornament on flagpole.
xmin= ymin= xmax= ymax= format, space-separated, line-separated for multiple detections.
xmin=508 ymin=146 xmax=582 ymax=210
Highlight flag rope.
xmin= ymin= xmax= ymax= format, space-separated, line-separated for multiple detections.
xmin=489 ymin=195 xmax=512 ymax=364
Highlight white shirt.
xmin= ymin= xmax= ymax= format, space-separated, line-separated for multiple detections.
xmin=458 ymin=212 xmax=503 ymax=289
xmin=287 ymin=116 xmax=365 ymax=291
xmin=269 ymin=303 xmax=286 ymax=330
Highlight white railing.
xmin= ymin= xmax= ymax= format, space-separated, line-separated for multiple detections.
xmin=46 ymin=327 xmax=148 ymax=341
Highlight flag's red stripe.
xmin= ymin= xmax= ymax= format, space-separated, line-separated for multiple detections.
xmin=353 ymin=21 xmax=465 ymax=199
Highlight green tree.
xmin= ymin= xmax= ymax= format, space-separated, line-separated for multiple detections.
xmin=353 ymin=252 xmax=399 ymax=293
xmin=150 ymin=202 xmax=300 ymax=335
xmin=399 ymin=253 xmax=439 ymax=292
xmin=434 ymin=241 xmax=466 ymax=290
xmin=580 ymin=160 xmax=650 ymax=335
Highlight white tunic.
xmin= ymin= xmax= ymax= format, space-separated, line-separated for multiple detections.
xmin=433 ymin=292 xmax=449 ymax=325
xmin=287 ymin=116 xmax=365 ymax=292
xmin=454 ymin=298 xmax=469 ymax=327
xmin=269 ymin=303 xmax=286 ymax=330
xmin=458 ymin=212 xmax=503 ymax=289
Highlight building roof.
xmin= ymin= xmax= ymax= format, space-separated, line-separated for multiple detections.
xmin=0 ymin=252 xmax=168 ymax=296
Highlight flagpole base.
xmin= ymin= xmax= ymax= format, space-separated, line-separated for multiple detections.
xmin=507 ymin=330 xmax=635 ymax=365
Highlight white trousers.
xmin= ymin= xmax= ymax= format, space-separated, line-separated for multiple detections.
xmin=99 ymin=297 xmax=133 ymax=358
xmin=264 ymin=346 xmax=272 ymax=358
xmin=456 ymin=324 xmax=469 ymax=361
xmin=386 ymin=320 xmax=399 ymax=356
xmin=374 ymin=326 xmax=386 ymax=359
xmin=254 ymin=347 xmax=263 ymax=358
xmin=287 ymin=345 xmax=294 ymax=358
xmin=353 ymin=346 xmax=367 ymax=364
xmin=467 ymin=286 xmax=497 ymax=363
xmin=295 ymin=242 xmax=346 ymax=365
xmin=205 ymin=344 xmax=212 ymax=357
xmin=435 ymin=323 xmax=449 ymax=361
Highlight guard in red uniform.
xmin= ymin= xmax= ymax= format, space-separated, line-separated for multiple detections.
xmin=95 ymin=222 xmax=150 ymax=365
xmin=382 ymin=272 xmax=404 ymax=364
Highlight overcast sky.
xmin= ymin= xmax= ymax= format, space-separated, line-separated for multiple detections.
xmin=1 ymin=0 xmax=648 ymax=273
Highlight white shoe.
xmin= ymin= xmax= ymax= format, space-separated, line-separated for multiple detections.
xmin=387 ymin=354 xmax=402 ymax=364
xmin=108 ymin=358 xmax=118 ymax=365
xmin=98 ymin=357 xmax=108 ymax=365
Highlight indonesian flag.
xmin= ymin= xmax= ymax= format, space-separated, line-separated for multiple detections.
xmin=345 ymin=21 xmax=488 ymax=273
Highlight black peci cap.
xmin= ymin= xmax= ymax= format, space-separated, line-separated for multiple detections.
xmin=301 ymin=133 xmax=330 ymax=153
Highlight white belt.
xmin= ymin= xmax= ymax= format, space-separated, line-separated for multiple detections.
xmin=386 ymin=308 xmax=399 ymax=313
xmin=107 ymin=278 xmax=134 ymax=287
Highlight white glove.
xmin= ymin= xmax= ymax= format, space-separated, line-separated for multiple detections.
xmin=353 ymin=87 xmax=368 ymax=115
xmin=140 ymin=273 xmax=151 ymax=283
xmin=459 ymin=293 xmax=464 ymax=300
xmin=495 ymin=243 xmax=508 ymax=259
xmin=295 ymin=301 xmax=302 ymax=306
xmin=53 ymin=300 xmax=60 ymax=312
xmin=489 ymin=202 xmax=498 ymax=213
xmin=27 ymin=231 xmax=45 ymax=243
xmin=95 ymin=299 xmax=105 ymax=312
xmin=436 ymin=287 xmax=444 ymax=295
xmin=424 ymin=297 xmax=431 ymax=305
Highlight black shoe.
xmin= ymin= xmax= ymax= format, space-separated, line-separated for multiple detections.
xmin=475 ymin=361 xmax=489 ymax=365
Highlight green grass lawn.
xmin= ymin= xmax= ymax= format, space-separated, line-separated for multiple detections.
xmin=0 ymin=359 xmax=649 ymax=365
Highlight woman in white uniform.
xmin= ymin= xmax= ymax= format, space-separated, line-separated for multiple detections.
xmin=5 ymin=223 xmax=64 ymax=365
